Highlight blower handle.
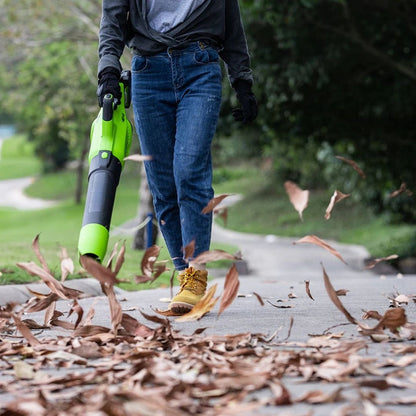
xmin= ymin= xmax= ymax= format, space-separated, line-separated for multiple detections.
xmin=120 ymin=70 xmax=132 ymax=108
xmin=102 ymin=94 xmax=114 ymax=121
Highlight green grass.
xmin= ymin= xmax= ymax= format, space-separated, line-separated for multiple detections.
xmin=0 ymin=135 xmax=42 ymax=179
xmin=0 ymin=152 xmax=238 ymax=287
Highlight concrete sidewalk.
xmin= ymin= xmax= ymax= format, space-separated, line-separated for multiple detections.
xmin=1 ymin=224 xmax=416 ymax=415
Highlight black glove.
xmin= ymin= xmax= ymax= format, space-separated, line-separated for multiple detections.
xmin=232 ymin=79 xmax=258 ymax=124
xmin=97 ymin=67 xmax=122 ymax=107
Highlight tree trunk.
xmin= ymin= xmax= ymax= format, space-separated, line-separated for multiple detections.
xmin=132 ymin=164 xmax=159 ymax=250
xmin=75 ymin=131 xmax=90 ymax=205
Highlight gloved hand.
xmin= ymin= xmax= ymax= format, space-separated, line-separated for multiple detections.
xmin=97 ymin=67 xmax=122 ymax=107
xmin=232 ymin=79 xmax=258 ymax=124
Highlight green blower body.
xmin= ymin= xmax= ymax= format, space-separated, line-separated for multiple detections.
xmin=78 ymin=70 xmax=132 ymax=262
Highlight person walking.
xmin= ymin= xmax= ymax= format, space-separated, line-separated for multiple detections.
xmin=97 ymin=0 xmax=257 ymax=314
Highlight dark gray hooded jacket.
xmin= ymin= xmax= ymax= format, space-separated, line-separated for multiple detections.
xmin=98 ymin=0 xmax=253 ymax=85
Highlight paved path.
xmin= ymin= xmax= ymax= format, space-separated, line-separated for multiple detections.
xmin=1 ymin=220 xmax=415 ymax=415
xmin=0 ymin=133 xmax=55 ymax=209
xmin=0 ymin=177 xmax=56 ymax=210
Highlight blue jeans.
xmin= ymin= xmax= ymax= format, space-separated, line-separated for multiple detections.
xmin=131 ymin=42 xmax=222 ymax=270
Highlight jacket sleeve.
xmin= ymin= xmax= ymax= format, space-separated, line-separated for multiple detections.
xmin=219 ymin=0 xmax=253 ymax=86
xmin=98 ymin=0 xmax=130 ymax=76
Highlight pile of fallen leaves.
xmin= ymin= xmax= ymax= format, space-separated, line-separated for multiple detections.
xmin=0 ymin=234 xmax=416 ymax=416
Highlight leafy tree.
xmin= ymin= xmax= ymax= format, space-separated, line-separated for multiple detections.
xmin=0 ymin=0 xmax=101 ymax=202
xmin=234 ymin=0 xmax=416 ymax=221
xmin=9 ymin=42 xmax=92 ymax=170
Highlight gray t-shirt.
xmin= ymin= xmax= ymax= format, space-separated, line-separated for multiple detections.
xmin=146 ymin=0 xmax=207 ymax=33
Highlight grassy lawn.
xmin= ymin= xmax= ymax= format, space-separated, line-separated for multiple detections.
xmin=0 ymin=134 xmax=42 ymax=179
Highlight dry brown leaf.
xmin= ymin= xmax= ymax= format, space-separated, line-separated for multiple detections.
xmin=214 ymin=206 xmax=228 ymax=226
xmin=73 ymin=324 xmax=111 ymax=337
xmin=386 ymin=354 xmax=416 ymax=368
xmin=124 ymin=153 xmax=153 ymax=162
xmin=80 ymin=255 xmax=120 ymax=286
xmin=252 ymin=292 xmax=264 ymax=306
xmin=394 ymin=294 xmax=410 ymax=304
xmin=155 ymin=308 xmax=183 ymax=317
xmin=74 ymin=325 xmax=110 ymax=338
xmin=268 ymin=381 xmax=292 ymax=405
xmin=267 ymin=301 xmax=292 ymax=309
xmin=120 ymin=313 xmax=153 ymax=337
xmin=360 ymin=308 xmax=408 ymax=337
xmin=218 ymin=264 xmax=240 ymax=316
xmin=136 ymin=261 xmax=167 ymax=285
xmin=17 ymin=262 xmax=70 ymax=299
xmin=20 ymin=319 xmax=49 ymax=330
xmin=81 ymin=301 xmax=96 ymax=327
xmin=362 ymin=310 xmax=384 ymax=320
xmin=294 ymin=235 xmax=347 ymax=264
xmin=12 ymin=314 xmax=41 ymax=347
xmin=358 ymin=379 xmax=389 ymax=390
xmin=201 ymin=194 xmax=231 ymax=214
xmin=51 ymin=319 xmax=75 ymax=330
xmin=152 ymin=262 xmax=168 ymax=280
xmin=140 ymin=310 xmax=171 ymax=326
xmin=176 ymin=284 xmax=219 ymax=322
xmin=378 ymin=308 xmax=407 ymax=334
xmin=106 ymin=241 xmax=119 ymax=269
xmin=304 ymin=280 xmax=314 ymax=300
xmin=68 ymin=300 xmax=84 ymax=329
xmin=389 ymin=182 xmax=413 ymax=198
xmin=81 ymin=254 xmax=123 ymax=334
xmin=398 ymin=322 xmax=416 ymax=339
xmin=32 ymin=234 xmax=52 ymax=275
xmin=114 ymin=241 xmax=126 ymax=276
xmin=26 ymin=288 xmax=49 ymax=299
xmin=325 ymin=190 xmax=351 ymax=220
xmin=169 ymin=268 xmax=176 ymax=299
xmin=322 ymin=265 xmax=357 ymax=324
xmin=296 ymin=387 xmax=344 ymax=404
xmin=365 ymin=254 xmax=399 ymax=269
xmin=103 ymin=284 xmax=123 ymax=334
xmin=26 ymin=293 xmax=59 ymax=313
xmin=284 ymin=181 xmax=309 ymax=220
xmin=193 ymin=249 xmax=241 ymax=265
xmin=43 ymin=300 xmax=56 ymax=327
xmin=60 ymin=248 xmax=74 ymax=282
xmin=135 ymin=274 xmax=154 ymax=284
xmin=335 ymin=289 xmax=349 ymax=296
xmin=183 ymin=240 xmax=195 ymax=261
xmin=140 ymin=245 xmax=161 ymax=277
xmin=335 ymin=155 xmax=366 ymax=178
xmin=283 ymin=316 xmax=294 ymax=341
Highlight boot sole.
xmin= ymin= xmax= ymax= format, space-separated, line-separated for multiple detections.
xmin=170 ymin=301 xmax=194 ymax=315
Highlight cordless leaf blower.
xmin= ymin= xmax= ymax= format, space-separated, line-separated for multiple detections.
xmin=78 ymin=70 xmax=133 ymax=262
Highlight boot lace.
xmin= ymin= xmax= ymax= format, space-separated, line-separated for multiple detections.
xmin=178 ymin=269 xmax=202 ymax=295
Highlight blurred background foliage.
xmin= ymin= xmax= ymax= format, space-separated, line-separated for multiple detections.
xmin=222 ymin=0 xmax=416 ymax=223
xmin=0 ymin=0 xmax=415 ymax=222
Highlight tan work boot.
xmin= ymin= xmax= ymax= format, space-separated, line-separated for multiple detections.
xmin=169 ymin=267 xmax=208 ymax=314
